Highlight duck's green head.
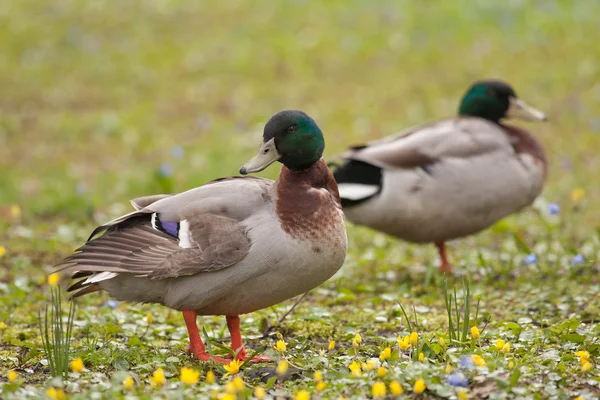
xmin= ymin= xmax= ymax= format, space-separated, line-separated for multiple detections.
xmin=240 ymin=110 xmax=325 ymax=174
xmin=459 ymin=80 xmax=547 ymax=123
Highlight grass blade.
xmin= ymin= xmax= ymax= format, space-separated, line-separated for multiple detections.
xmin=397 ymin=302 xmax=413 ymax=332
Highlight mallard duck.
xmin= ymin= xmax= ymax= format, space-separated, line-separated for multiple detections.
xmin=333 ymin=80 xmax=547 ymax=273
xmin=56 ymin=110 xmax=347 ymax=363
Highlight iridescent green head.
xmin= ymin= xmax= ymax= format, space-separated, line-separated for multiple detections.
xmin=459 ymin=80 xmax=547 ymax=123
xmin=240 ymin=110 xmax=325 ymax=174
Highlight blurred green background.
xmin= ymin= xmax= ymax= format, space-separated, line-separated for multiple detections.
xmin=1 ymin=2 xmax=600 ymax=397
xmin=1 ymin=0 xmax=598 ymax=227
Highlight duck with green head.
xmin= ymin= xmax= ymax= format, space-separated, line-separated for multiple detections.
xmin=333 ymin=80 xmax=547 ymax=273
xmin=56 ymin=110 xmax=347 ymax=363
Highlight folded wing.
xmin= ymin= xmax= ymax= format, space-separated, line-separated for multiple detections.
xmin=56 ymin=176 xmax=271 ymax=297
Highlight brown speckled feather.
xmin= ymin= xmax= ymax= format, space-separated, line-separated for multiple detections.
xmin=502 ymin=123 xmax=548 ymax=178
xmin=276 ymin=159 xmax=343 ymax=239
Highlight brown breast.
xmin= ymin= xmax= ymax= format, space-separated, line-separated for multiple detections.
xmin=501 ymin=123 xmax=548 ymax=179
xmin=275 ymin=159 xmax=344 ymax=240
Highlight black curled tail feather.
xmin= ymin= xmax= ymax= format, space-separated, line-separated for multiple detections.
xmin=332 ymin=159 xmax=382 ymax=207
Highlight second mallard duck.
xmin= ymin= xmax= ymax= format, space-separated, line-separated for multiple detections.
xmin=333 ymin=80 xmax=547 ymax=273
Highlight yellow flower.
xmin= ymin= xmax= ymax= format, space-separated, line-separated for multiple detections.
xmin=377 ymin=366 xmax=387 ymax=378
xmin=349 ymin=361 xmax=361 ymax=377
xmin=366 ymin=359 xmax=377 ymax=370
xmin=314 ymin=370 xmax=323 ymax=382
xmin=496 ymin=338 xmax=506 ymax=351
xmin=413 ymin=379 xmax=426 ymax=394
xmin=232 ymin=376 xmax=245 ymax=391
xmin=398 ymin=335 xmax=410 ymax=350
xmin=146 ymin=313 xmax=153 ymax=324
xmin=502 ymin=342 xmax=511 ymax=353
xmin=372 ymin=382 xmax=386 ymax=398
xmin=316 ymin=381 xmax=326 ymax=392
xmin=457 ymin=391 xmax=468 ymax=400
xmin=10 ymin=204 xmax=21 ymax=219
xmin=575 ymin=350 xmax=590 ymax=363
xmin=0 ymin=246 xmax=6 ymax=258
xmin=508 ymin=360 xmax=515 ymax=369
xmin=150 ymin=367 xmax=166 ymax=388
xmin=46 ymin=388 xmax=66 ymax=400
xmin=438 ymin=337 xmax=446 ymax=347
xmin=235 ymin=379 xmax=248 ymax=394
xmin=581 ymin=361 xmax=592 ymax=372
xmin=573 ymin=397 xmax=584 ymax=400
xmin=328 ymin=340 xmax=336 ymax=351
xmin=123 ymin=376 xmax=134 ymax=389
xmin=180 ymin=366 xmax=200 ymax=385
xmin=390 ymin=380 xmax=403 ymax=395
xmin=0 ymin=322 xmax=6 ymax=329
xmin=275 ymin=339 xmax=287 ymax=352
xmin=224 ymin=359 xmax=243 ymax=377
xmin=220 ymin=394 xmax=236 ymax=400
xmin=206 ymin=370 xmax=215 ymax=384
xmin=71 ymin=358 xmax=84 ymax=373
xmin=295 ymin=389 xmax=311 ymax=400
xmin=254 ymin=386 xmax=266 ymax=399
xmin=276 ymin=359 xmax=289 ymax=376
xmin=7 ymin=370 xmax=18 ymax=382
xmin=470 ymin=326 xmax=480 ymax=339
xmin=472 ymin=355 xmax=485 ymax=367
xmin=379 ymin=347 xmax=391 ymax=361
xmin=48 ymin=273 xmax=60 ymax=287
xmin=225 ymin=380 xmax=237 ymax=394
xmin=352 ymin=335 xmax=361 ymax=349
xmin=445 ymin=364 xmax=453 ymax=373
xmin=571 ymin=188 xmax=585 ymax=202
xmin=418 ymin=352 xmax=425 ymax=362
xmin=409 ymin=331 xmax=418 ymax=345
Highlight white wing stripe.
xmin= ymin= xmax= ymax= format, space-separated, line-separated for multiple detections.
xmin=179 ymin=220 xmax=192 ymax=248
xmin=84 ymin=271 xmax=119 ymax=284
xmin=337 ymin=183 xmax=380 ymax=201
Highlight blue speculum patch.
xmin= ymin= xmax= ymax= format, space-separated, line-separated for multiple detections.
xmin=158 ymin=219 xmax=179 ymax=237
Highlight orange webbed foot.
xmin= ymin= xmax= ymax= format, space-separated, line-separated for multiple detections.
xmin=186 ymin=345 xmax=231 ymax=364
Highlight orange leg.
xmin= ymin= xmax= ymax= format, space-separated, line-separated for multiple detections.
xmin=226 ymin=315 xmax=271 ymax=363
xmin=435 ymin=242 xmax=453 ymax=273
xmin=182 ymin=310 xmax=229 ymax=363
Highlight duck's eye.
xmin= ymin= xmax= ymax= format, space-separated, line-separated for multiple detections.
xmin=287 ymin=125 xmax=298 ymax=134
xmin=263 ymin=148 xmax=269 ymax=154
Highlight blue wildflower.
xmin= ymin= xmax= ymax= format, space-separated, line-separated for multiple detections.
xmin=447 ymin=372 xmax=469 ymax=387
xmin=171 ymin=145 xmax=184 ymax=159
xmin=459 ymin=355 xmax=474 ymax=369
xmin=548 ymin=203 xmax=560 ymax=215
xmin=571 ymin=254 xmax=585 ymax=265
xmin=523 ymin=253 xmax=537 ymax=265
xmin=106 ymin=300 xmax=118 ymax=309
xmin=158 ymin=163 xmax=173 ymax=177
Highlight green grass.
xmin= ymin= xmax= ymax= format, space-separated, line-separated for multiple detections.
xmin=1 ymin=0 xmax=599 ymax=398
xmin=39 ymin=280 xmax=76 ymax=379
